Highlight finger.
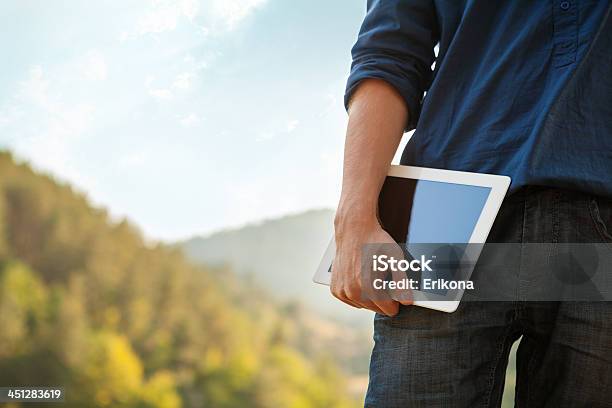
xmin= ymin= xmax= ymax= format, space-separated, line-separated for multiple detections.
xmin=351 ymin=292 xmax=386 ymax=314
xmin=339 ymin=291 xmax=364 ymax=309
xmin=344 ymin=277 xmax=386 ymax=315
xmin=359 ymin=267 xmax=400 ymax=315
xmin=351 ymin=260 xmax=386 ymax=314
xmin=372 ymin=297 xmax=399 ymax=316
xmin=396 ymin=292 xmax=413 ymax=306
xmin=365 ymin=273 xmax=400 ymax=316
xmin=344 ymin=286 xmax=385 ymax=314
xmin=358 ymin=300 xmax=386 ymax=315
xmin=359 ymin=274 xmax=399 ymax=316
xmin=342 ymin=298 xmax=364 ymax=309
xmin=385 ymin=243 xmax=413 ymax=306
xmin=330 ymin=286 xmax=363 ymax=309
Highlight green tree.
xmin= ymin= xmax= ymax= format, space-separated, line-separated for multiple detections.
xmin=0 ymin=151 xmax=358 ymax=408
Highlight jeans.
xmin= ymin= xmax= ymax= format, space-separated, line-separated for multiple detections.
xmin=365 ymin=186 xmax=612 ymax=407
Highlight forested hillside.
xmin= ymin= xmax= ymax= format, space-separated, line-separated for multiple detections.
xmin=180 ymin=210 xmax=375 ymax=378
xmin=0 ymin=151 xmax=358 ymax=408
xmin=181 ymin=210 xmax=369 ymax=324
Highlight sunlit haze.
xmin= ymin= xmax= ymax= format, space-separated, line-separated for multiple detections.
xmin=0 ymin=0 xmax=369 ymax=240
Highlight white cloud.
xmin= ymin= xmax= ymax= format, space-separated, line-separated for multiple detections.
xmin=255 ymin=118 xmax=301 ymax=142
xmin=180 ymin=0 xmax=199 ymax=20
xmin=206 ymin=0 xmax=268 ymax=31
xmin=255 ymin=131 xmax=274 ymax=142
xmin=134 ymin=0 xmax=199 ymax=36
xmin=117 ymin=151 xmax=149 ymax=168
xmin=14 ymin=66 xmax=95 ymax=133
xmin=286 ymin=119 xmax=299 ymax=133
xmin=18 ymin=66 xmax=49 ymax=107
xmin=319 ymin=92 xmax=338 ymax=117
xmin=172 ymin=72 xmax=194 ymax=90
xmin=136 ymin=6 xmax=178 ymax=34
xmin=80 ymin=50 xmax=108 ymax=81
xmin=0 ymin=66 xmax=96 ymax=188
xmin=145 ymin=74 xmax=155 ymax=87
xmin=16 ymin=65 xmax=95 ymax=140
xmin=148 ymin=87 xmax=174 ymax=100
xmin=146 ymin=71 xmax=196 ymax=101
xmin=178 ymin=113 xmax=200 ymax=127
xmin=125 ymin=0 xmax=268 ymax=39
xmin=2 ymin=65 xmax=96 ymax=136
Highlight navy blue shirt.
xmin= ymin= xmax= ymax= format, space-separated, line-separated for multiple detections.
xmin=346 ymin=0 xmax=612 ymax=196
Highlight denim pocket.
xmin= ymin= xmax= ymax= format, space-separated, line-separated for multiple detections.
xmin=589 ymin=197 xmax=612 ymax=244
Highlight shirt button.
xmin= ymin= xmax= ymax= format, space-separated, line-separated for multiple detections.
xmin=560 ymin=1 xmax=570 ymax=10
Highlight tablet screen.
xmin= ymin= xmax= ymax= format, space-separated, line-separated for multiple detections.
xmin=378 ymin=176 xmax=491 ymax=243
xmin=378 ymin=176 xmax=491 ymax=295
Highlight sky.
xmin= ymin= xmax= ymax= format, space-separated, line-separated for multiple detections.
xmin=0 ymin=0 xmax=382 ymax=241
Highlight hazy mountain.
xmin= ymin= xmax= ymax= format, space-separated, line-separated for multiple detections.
xmin=180 ymin=209 xmax=372 ymax=326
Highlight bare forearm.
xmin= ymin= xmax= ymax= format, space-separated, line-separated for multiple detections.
xmin=336 ymin=79 xmax=408 ymax=229
xmin=330 ymin=79 xmax=408 ymax=315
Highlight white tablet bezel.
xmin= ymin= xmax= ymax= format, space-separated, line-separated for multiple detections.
xmin=313 ymin=165 xmax=511 ymax=313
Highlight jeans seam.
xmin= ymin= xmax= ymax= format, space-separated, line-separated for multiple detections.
xmin=515 ymin=337 xmax=536 ymax=408
xmin=517 ymin=195 xmax=526 ymax=302
xmin=523 ymin=341 xmax=539 ymax=408
xmin=547 ymin=190 xmax=561 ymax=271
xmin=484 ymin=325 xmax=514 ymax=408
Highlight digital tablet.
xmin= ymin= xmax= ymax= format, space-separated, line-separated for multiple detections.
xmin=313 ymin=165 xmax=511 ymax=313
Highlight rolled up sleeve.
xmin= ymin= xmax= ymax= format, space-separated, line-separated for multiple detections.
xmin=345 ymin=0 xmax=439 ymax=131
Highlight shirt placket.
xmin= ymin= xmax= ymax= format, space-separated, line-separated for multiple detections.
xmin=552 ymin=0 xmax=579 ymax=67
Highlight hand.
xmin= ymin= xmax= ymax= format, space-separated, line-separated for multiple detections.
xmin=330 ymin=215 xmax=412 ymax=316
